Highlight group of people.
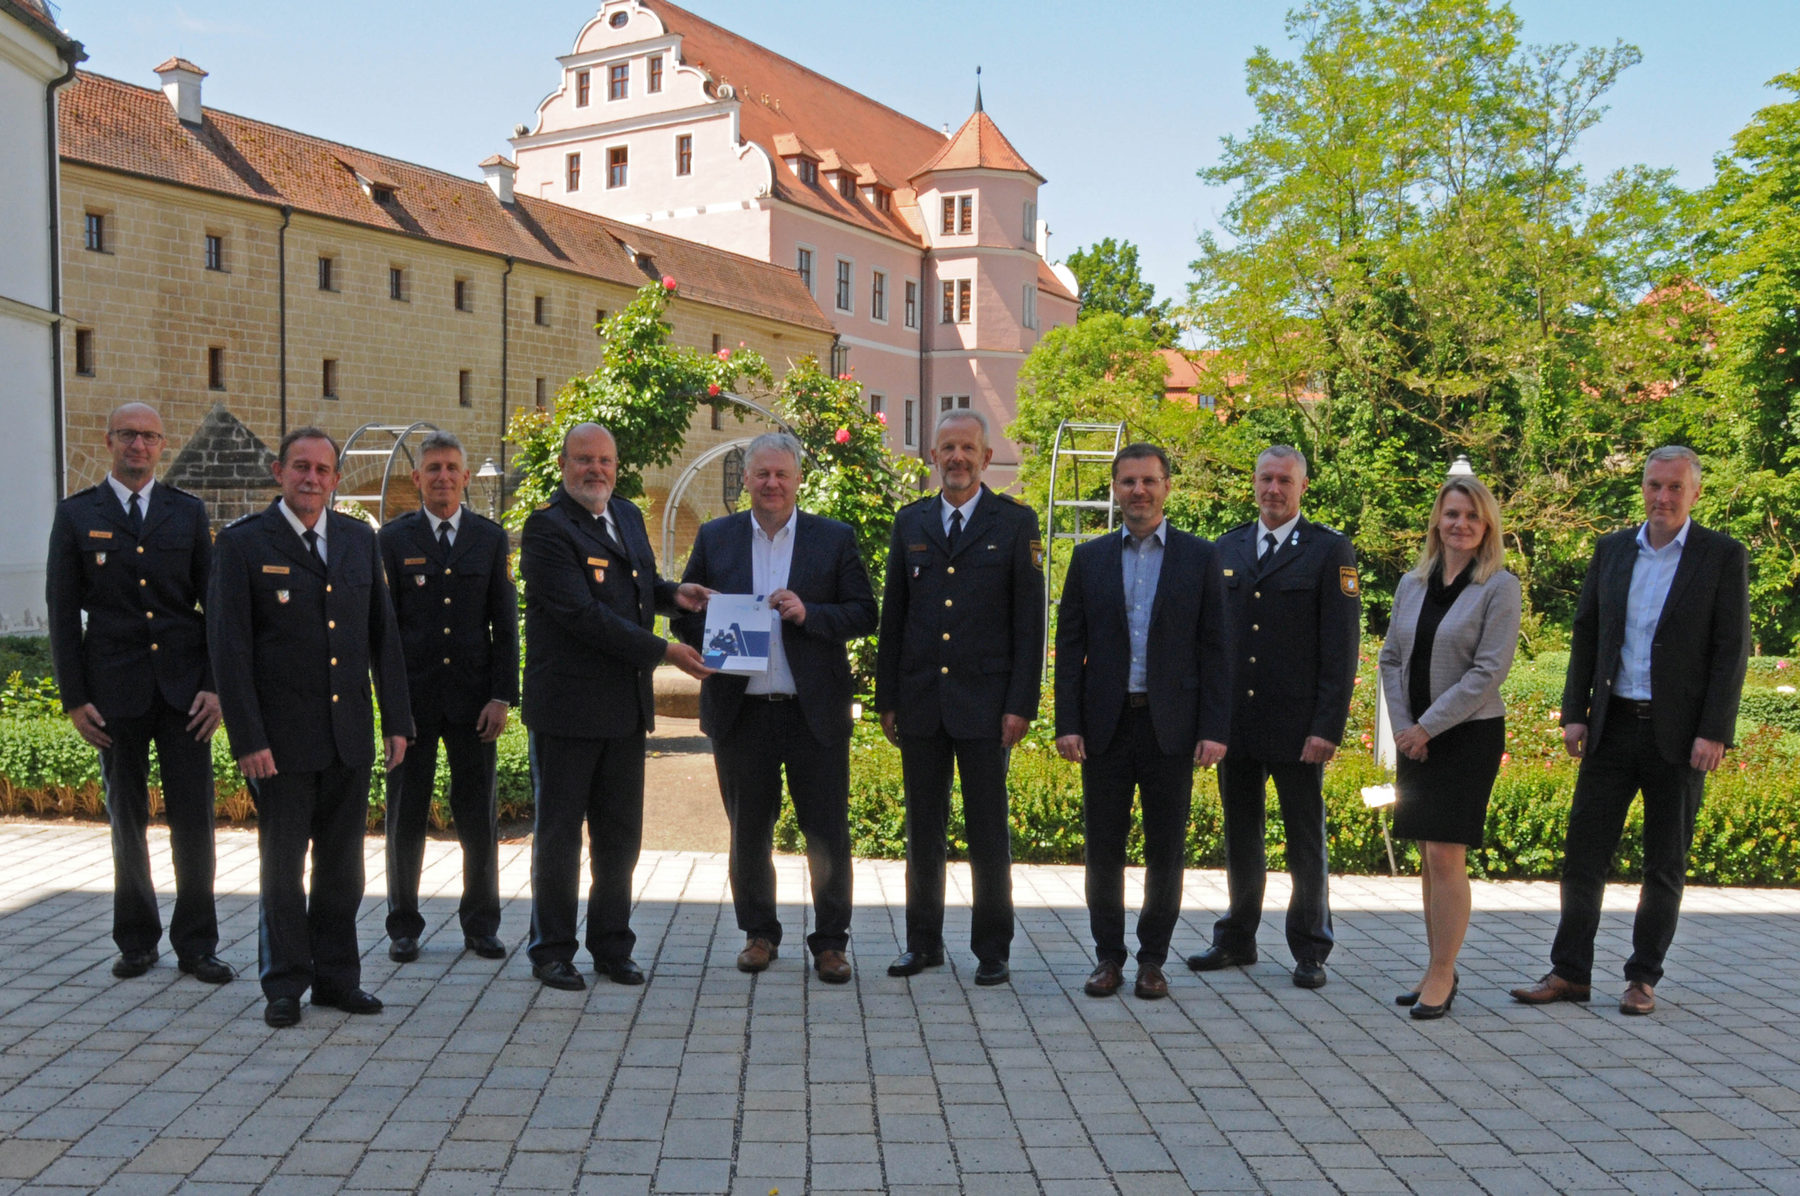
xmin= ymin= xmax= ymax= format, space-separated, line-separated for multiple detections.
xmin=47 ymin=401 xmax=1750 ymax=1031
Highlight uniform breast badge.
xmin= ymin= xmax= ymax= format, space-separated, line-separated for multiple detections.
xmin=1340 ymin=567 xmax=1360 ymax=596
xmin=94 ymin=552 xmax=107 ymax=566
xmin=588 ymin=556 xmax=609 ymax=583
xmin=1030 ymin=540 xmax=1044 ymax=570
xmin=276 ymin=589 xmax=291 ymax=604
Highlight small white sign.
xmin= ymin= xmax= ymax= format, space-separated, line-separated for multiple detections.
xmin=701 ymin=594 xmax=774 ymax=674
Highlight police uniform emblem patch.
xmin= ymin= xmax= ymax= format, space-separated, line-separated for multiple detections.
xmin=94 ymin=552 xmax=107 ymax=566
xmin=415 ymin=574 xmax=427 ymax=586
xmin=1340 ymin=567 xmax=1360 ymax=596
xmin=1030 ymin=540 xmax=1044 ymax=570
xmin=276 ymin=589 xmax=290 ymax=604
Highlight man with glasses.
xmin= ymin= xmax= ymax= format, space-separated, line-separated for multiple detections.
xmin=46 ymin=403 xmax=230 ymax=985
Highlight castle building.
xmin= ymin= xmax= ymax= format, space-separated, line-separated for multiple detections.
xmin=508 ymin=0 xmax=1080 ymax=483
xmin=54 ymin=62 xmax=832 ymax=534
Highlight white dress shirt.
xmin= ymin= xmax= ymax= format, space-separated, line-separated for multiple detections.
xmin=277 ymin=499 xmax=327 ymax=564
xmin=428 ymin=505 xmax=464 ymax=546
xmin=1615 ymin=519 xmax=1690 ymax=701
xmin=941 ymin=490 xmax=981 ymax=537
xmin=1257 ymin=513 xmax=1301 ymax=559
xmin=744 ymin=508 xmax=799 ymax=696
xmin=104 ymin=473 xmax=155 ymax=514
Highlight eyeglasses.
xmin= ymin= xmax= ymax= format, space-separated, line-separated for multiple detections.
xmin=110 ymin=429 xmax=166 ymax=445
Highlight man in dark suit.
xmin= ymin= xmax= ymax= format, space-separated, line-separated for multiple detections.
xmin=379 ymin=430 xmax=519 ymax=965
xmin=875 ymin=410 xmax=1044 ymax=987
xmin=1188 ymin=445 xmax=1359 ymax=989
xmin=45 ymin=402 xmax=229 ymax=985
xmin=520 ymin=422 xmax=713 ymax=992
xmin=209 ymin=426 xmax=412 ymax=1028
xmin=1055 ymin=444 xmax=1231 ymax=1000
xmin=1513 ymin=446 xmax=1750 ymax=1015
xmin=672 ymin=432 xmax=878 ymax=984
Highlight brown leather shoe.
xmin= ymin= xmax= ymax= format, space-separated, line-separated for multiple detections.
xmin=814 ymin=950 xmax=851 ymax=984
xmin=1134 ymin=963 xmax=1169 ymax=1000
xmin=1510 ymin=973 xmax=1591 ymax=1004
xmin=736 ymin=937 xmax=777 ymax=973
xmin=1619 ymin=980 xmax=1656 ymax=1016
xmin=1083 ymin=960 xmax=1123 ymax=997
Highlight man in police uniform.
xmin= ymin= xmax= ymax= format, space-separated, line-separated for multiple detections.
xmin=1188 ymin=445 xmax=1359 ymax=989
xmin=379 ymin=430 xmax=518 ymax=964
xmin=209 ymin=426 xmax=412 ymax=1028
xmin=46 ymin=402 xmax=229 ymax=985
xmin=875 ymin=409 xmax=1044 ymax=986
xmin=520 ymin=422 xmax=713 ymax=992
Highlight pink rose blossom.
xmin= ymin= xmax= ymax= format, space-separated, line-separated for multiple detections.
xmin=834 ymin=428 xmax=851 ymax=444
xmin=661 ymin=275 xmax=677 ymax=290
xmin=707 ymin=383 xmax=721 ymax=397
xmin=717 ymin=349 xmax=730 ymax=361
xmin=876 ymin=412 xmax=887 ymax=425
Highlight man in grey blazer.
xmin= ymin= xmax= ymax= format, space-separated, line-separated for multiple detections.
xmin=1512 ymin=447 xmax=1750 ymax=1015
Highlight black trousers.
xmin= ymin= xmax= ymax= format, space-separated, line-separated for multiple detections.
xmin=1551 ymin=702 xmax=1707 ymax=987
xmin=712 ymin=699 xmax=853 ymax=955
xmin=1083 ymin=706 xmax=1194 ymax=967
xmin=384 ymin=714 xmax=501 ymax=942
xmin=1214 ymin=755 xmax=1333 ymax=963
xmin=98 ymin=698 xmax=218 ymax=960
xmin=528 ymin=730 xmax=644 ymax=967
xmin=250 ymin=760 xmax=370 ymax=1000
xmin=898 ymin=730 xmax=1013 ymax=963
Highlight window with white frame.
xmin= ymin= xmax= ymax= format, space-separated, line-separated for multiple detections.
xmin=1023 ymin=199 xmax=1037 ymax=243
xmin=941 ymin=279 xmax=971 ymax=324
xmin=675 ymin=133 xmax=692 ymax=176
xmin=576 ymin=70 xmax=591 ymax=106
xmin=566 ymin=152 xmax=582 ymax=191
xmin=647 ymin=54 xmax=663 ymax=92
xmin=904 ymin=280 xmax=918 ymax=328
xmin=1022 ymin=283 xmax=1037 ymax=330
xmin=795 ymin=246 xmax=813 ymax=293
xmin=607 ymin=146 xmax=628 ymax=188
xmin=608 ymin=61 xmax=628 ymax=100
xmin=903 ymin=397 xmax=917 ymax=448
xmin=869 ymin=393 xmax=885 ymax=420
xmin=871 ymin=270 xmax=887 ymax=322
xmin=938 ymin=395 xmax=972 ymax=414
xmin=835 ymin=259 xmax=853 ymax=313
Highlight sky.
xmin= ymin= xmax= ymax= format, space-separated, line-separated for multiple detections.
xmin=50 ymin=0 xmax=1800 ymax=319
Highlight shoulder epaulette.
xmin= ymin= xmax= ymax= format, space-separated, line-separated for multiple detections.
xmin=1225 ymin=520 xmax=1254 ymax=534
xmin=535 ymin=501 xmax=553 ymax=510
xmin=160 ymin=482 xmax=200 ymax=501
xmin=899 ymin=494 xmax=935 ymax=511
xmin=64 ymin=483 xmax=101 ymax=500
xmin=224 ymin=511 xmax=260 ymax=529
xmin=1311 ymin=523 xmax=1345 ymax=537
xmin=990 ymin=490 xmax=1028 ymax=509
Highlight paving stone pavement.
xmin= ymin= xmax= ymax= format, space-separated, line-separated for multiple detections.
xmin=1 ymin=822 xmax=1798 ymax=1194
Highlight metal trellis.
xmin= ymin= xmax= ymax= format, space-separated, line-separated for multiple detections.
xmin=1042 ymin=419 xmax=1126 ymax=655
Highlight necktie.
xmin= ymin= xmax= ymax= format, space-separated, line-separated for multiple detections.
xmin=303 ymin=528 xmax=322 ymax=565
xmin=947 ymin=508 xmax=964 ymax=553
xmin=1262 ymin=531 xmax=1278 ymax=560
xmin=128 ymin=492 xmax=143 ymax=536
xmin=438 ymin=521 xmax=453 ymax=552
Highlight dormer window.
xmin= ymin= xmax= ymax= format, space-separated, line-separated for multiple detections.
xmin=832 ymin=171 xmax=855 ymax=198
xmin=863 ymin=185 xmax=891 ymax=212
xmin=793 ymin=158 xmax=816 ymax=185
xmin=371 ymin=186 xmax=394 ymax=205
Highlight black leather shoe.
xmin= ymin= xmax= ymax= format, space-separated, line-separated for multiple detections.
xmin=974 ymin=959 xmax=1010 ymax=986
xmin=178 ymin=954 xmax=234 ymax=985
xmin=1395 ymin=989 xmax=1421 ymax=1007
xmin=1410 ymin=974 xmax=1459 ymax=1021
xmin=886 ymin=949 xmax=945 ymax=977
xmin=596 ymin=956 xmax=645 ymax=985
xmin=311 ymin=988 xmax=383 ymax=1014
xmin=533 ymin=960 xmax=586 ymax=991
xmin=464 ymin=935 xmax=507 ymax=960
xmin=388 ymin=937 xmax=420 ymax=963
xmin=112 ymin=950 xmax=157 ymax=979
xmin=1185 ymin=945 xmax=1256 ymax=972
xmin=264 ymin=996 xmax=301 ymax=1028
xmin=1293 ymin=960 xmax=1328 ymax=989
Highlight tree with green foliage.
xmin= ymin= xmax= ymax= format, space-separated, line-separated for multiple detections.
xmin=1065 ymin=238 xmax=1178 ymax=341
xmin=1188 ymin=0 xmax=1692 ymax=628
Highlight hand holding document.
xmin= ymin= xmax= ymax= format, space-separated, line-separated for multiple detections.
xmin=701 ymin=594 xmax=774 ymax=673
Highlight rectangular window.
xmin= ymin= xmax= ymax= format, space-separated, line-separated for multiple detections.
xmin=1022 ymin=283 xmax=1037 ymax=330
xmin=835 ymin=259 xmax=853 ymax=313
xmin=566 ymin=152 xmax=582 ymax=191
xmin=454 ymin=278 xmax=471 ymax=312
xmin=830 ymin=343 xmax=850 ymax=377
xmin=607 ymin=146 xmax=628 ymax=188
xmin=959 ymin=195 xmax=973 ymax=235
xmin=904 ymin=280 xmax=918 ymax=329
xmin=535 ymin=377 xmax=546 ymax=405
xmin=608 ymin=61 xmax=628 ymax=100
xmin=871 ymin=270 xmax=887 ymax=321
xmin=675 ymin=133 xmax=692 ymax=176
xmin=797 ymin=158 xmax=816 ymax=185
xmin=204 ymin=234 xmax=223 ymax=271
xmin=796 ymin=247 xmax=813 ymax=293
xmin=534 ymin=295 xmax=549 ymax=326
xmin=595 ymin=307 xmax=607 ymax=335
xmin=869 ymin=393 xmax=885 ymax=419
xmin=647 ymin=54 xmax=663 ymax=92
xmin=576 ymin=69 xmax=591 ymax=106
xmin=75 ymin=328 xmax=95 ymax=376
xmin=1023 ymin=200 xmax=1036 ymax=242
xmin=940 ymin=394 xmax=971 ymax=413
xmin=84 ymin=212 xmax=105 ymax=252
xmin=941 ymin=197 xmax=955 ymax=236
xmin=322 ymin=358 xmax=338 ymax=399
xmin=458 ymin=369 xmax=472 ymax=408
xmin=710 ymin=405 xmax=722 ymax=430
xmin=903 ymin=397 xmax=916 ymax=448
xmin=389 ymin=266 xmax=405 ymax=301
xmin=207 ymin=346 xmax=225 ymax=391
xmin=957 ymin=279 xmax=971 ymax=323
xmin=317 ymin=255 xmax=334 ymax=291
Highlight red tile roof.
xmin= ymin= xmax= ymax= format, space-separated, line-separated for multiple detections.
xmin=152 ymin=56 xmax=205 ymax=75
xmin=58 ymin=71 xmax=832 ymax=333
xmin=642 ymin=0 xmax=962 ymax=247
xmin=1037 ymin=259 xmax=1076 ymax=302
xmin=912 ymin=110 xmax=1043 ymax=183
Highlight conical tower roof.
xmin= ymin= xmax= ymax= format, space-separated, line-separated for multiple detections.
xmin=910 ymin=108 xmax=1044 ymax=183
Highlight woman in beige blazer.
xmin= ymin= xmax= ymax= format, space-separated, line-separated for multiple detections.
xmin=1379 ymin=476 xmax=1521 ymax=1019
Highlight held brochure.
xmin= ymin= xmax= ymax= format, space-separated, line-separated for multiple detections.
xmin=700 ymin=594 xmax=773 ymax=673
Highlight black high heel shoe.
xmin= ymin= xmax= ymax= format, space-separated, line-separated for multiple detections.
xmin=1409 ymin=972 xmax=1459 ymax=1020
xmin=1395 ymin=989 xmax=1421 ymax=1007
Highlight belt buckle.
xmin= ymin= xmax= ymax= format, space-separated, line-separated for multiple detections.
xmin=1127 ymin=693 xmax=1149 ymax=709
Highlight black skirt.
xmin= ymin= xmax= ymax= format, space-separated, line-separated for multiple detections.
xmin=1392 ymin=716 xmax=1505 ymax=847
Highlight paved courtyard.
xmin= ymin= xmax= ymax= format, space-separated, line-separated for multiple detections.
xmin=0 ymin=823 xmax=1797 ymax=1194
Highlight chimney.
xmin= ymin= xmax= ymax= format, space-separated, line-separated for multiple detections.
xmin=153 ymin=57 xmax=206 ymax=125
xmin=480 ymin=155 xmax=517 ymax=204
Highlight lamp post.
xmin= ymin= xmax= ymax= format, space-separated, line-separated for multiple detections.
xmin=474 ymin=457 xmax=501 ymax=519
xmin=1448 ymin=453 xmax=1476 ymax=478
